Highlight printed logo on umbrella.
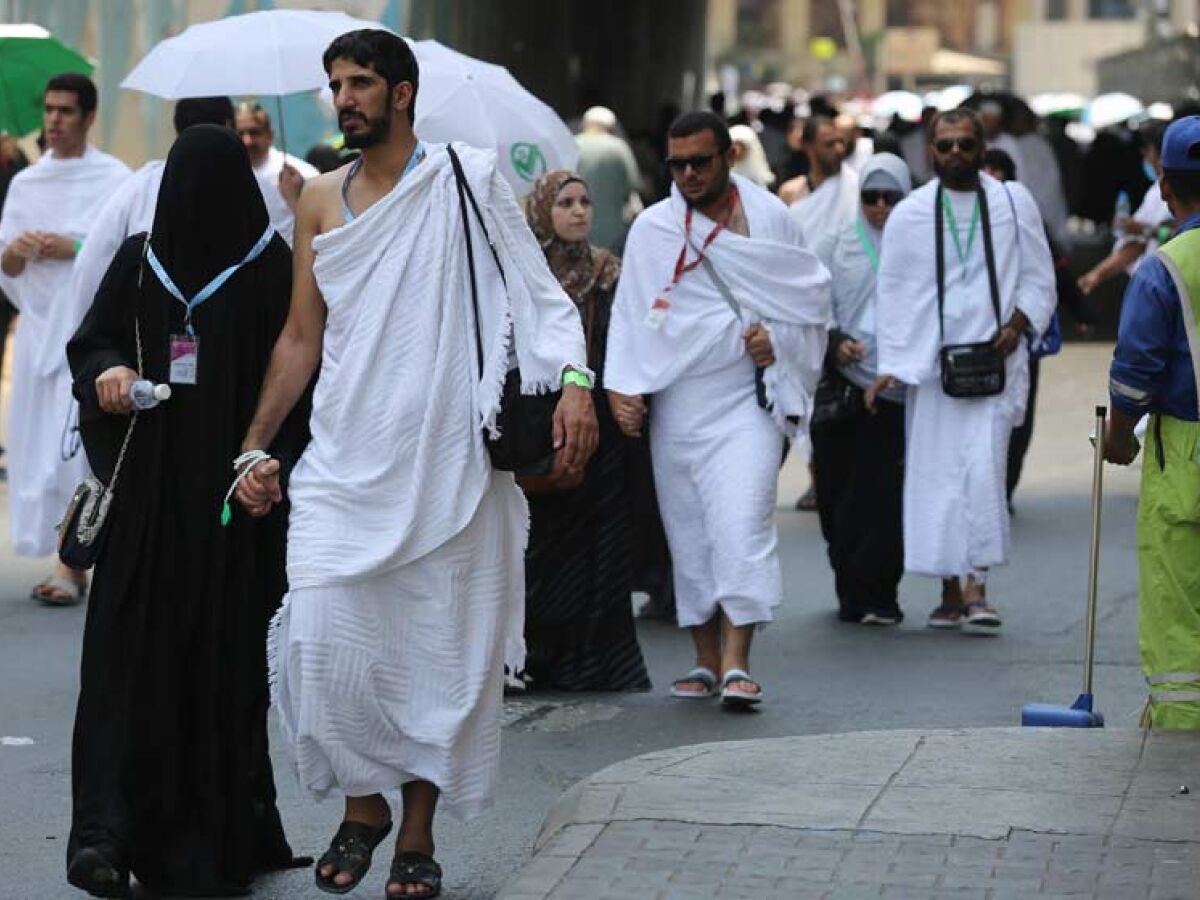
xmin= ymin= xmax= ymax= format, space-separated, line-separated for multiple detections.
xmin=511 ymin=142 xmax=547 ymax=182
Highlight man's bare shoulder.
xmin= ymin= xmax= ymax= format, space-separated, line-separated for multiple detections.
xmin=298 ymin=165 xmax=352 ymax=234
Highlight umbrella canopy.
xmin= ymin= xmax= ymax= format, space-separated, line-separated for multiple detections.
xmin=1029 ymin=92 xmax=1088 ymax=119
xmin=870 ymin=90 xmax=923 ymax=124
xmin=0 ymin=24 xmax=94 ymax=136
xmin=1086 ymin=92 xmax=1144 ymax=130
xmin=411 ymin=39 xmax=577 ymax=197
xmin=121 ymin=9 xmax=382 ymax=98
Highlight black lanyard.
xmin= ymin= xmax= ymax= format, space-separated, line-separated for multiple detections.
xmin=935 ymin=182 xmax=1002 ymax=344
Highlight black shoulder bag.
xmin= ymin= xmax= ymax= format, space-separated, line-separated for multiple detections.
xmin=936 ymin=183 xmax=1006 ymax=398
xmin=448 ymin=145 xmax=558 ymax=475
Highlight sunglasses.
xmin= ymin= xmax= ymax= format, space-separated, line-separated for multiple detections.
xmin=861 ymin=190 xmax=903 ymax=207
xmin=666 ymin=153 xmax=717 ymax=174
xmin=933 ymin=137 xmax=979 ymax=155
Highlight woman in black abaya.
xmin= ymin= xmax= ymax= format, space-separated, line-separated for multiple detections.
xmin=65 ymin=125 xmax=310 ymax=898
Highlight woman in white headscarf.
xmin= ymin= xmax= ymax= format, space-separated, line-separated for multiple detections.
xmin=729 ymin=124 xmax=776 ymax=188
xmin=811 ymin=152 xmax=913 ymax=627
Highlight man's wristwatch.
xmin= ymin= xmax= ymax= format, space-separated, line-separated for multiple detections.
xmin=562 ymin=369 xmax=593 ymax=390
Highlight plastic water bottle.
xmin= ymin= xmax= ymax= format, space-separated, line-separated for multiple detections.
xmin=1113 ymin=190 xmax=1131 ymax=239
xmin=130 ymin=380 xmax=172 ymax=410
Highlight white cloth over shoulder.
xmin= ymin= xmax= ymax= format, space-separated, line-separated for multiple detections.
xmin=0 ymin=146 xmax=129 ymax=557
xmin=253 ymin=146 xmax=318 ymax=245
xmin=788 ymin=167 xmax=859 ymax=268
xmin=1122 ymin=182 xmax=1172 ymax=275
xmin=68 ymin=159 xmax=163 ymax=339
xmin=877 ymin=174 xmax=1055 ymax=578
xmin=272 ymin=142 xmax=586 ymax=819
xmin=605 ymin=173 xmax=830 ymax=437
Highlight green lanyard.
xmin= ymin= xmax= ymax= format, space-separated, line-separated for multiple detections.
xmin=940 ymin=191 xmax=980 ymax=282
xmin=855 ymin=219 xmax=879 ymax=272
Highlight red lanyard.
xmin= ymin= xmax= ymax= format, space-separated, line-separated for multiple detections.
xmin=666 ymin=185 xmax=740 ymax=294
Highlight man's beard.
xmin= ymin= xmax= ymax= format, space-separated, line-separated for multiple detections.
xmin=683 ymin=166 xmax=731 ymax=209
xmin=341 ymin=109 xmax=391 ymax=149
xmin=935 ymin=158 xmax=981 ymax=191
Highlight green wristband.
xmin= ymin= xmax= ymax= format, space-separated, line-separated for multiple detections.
xmin=72 ymin=238 xmax=83 ymax=255
xmin=562 ymin=369 xmax=593 ymax=390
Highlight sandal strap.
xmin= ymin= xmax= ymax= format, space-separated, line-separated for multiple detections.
xmin=389 ymin=851 xmax=442 ymax=889
xmin=316 ymin=820 xmax=392 ymax=882
xmin=673 ymin=666 xmax=717 ymax=689
xmin=721 ymin=669 xmax=757 ymax=689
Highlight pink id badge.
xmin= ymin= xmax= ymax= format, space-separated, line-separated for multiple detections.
xmin=643 ymin=297 xmax=670 ymax=330
xmin=169 ymin=334 xmax=199 ymax=385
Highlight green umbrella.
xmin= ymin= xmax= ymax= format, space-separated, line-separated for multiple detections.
xmin=0 ymin=24 xmax=94 ymax=137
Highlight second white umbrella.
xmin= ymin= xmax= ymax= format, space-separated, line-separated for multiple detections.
xmin=412 ymin=40 xmax=577 ymax=198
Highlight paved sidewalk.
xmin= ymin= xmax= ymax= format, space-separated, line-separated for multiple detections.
xmin=498 ymin=728 xmax=1199 ymax=900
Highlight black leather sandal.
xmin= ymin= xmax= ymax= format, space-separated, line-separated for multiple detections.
xmin=66 ymin=846 xmax=130 ymax=898
xmin=386 ymin=851 xmax=442 ymax=898
xmin=314 ymin=820 xmax=393 ymax=895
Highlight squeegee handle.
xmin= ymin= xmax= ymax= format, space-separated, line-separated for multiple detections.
xmin=1083 ymin=405 xmax=1106 ymax=696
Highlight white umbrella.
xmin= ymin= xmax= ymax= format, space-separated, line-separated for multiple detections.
xmin=411 ymin=39 xmax=577 ymax=197
xmin=1086 ymin=92 xmax=1144 ymax=130
xmin=121 ymin=9 xmax=382 ymax=98
xmin=121 ymin=9 xmax=382 ymax=150
xmin=870 ymin=90 xmax=923 ymax=125
xmin=1029 ymin=92 xmax=1088 ymax=118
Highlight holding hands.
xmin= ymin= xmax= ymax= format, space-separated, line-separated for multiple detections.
xmin=609 ymin=390 xmax=647 ymax=438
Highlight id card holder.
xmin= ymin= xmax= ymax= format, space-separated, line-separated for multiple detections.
xmin=643 ymin=297 xmax=670 ymax=331
xmin=169 ymin=334 xmax=199 ymax=385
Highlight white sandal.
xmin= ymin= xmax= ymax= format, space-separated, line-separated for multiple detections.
xmin=720 ymin=669 xmax=763 ymax=707
xmin=31 ymin=574 xmax=87 ymax=606
xmin=670 ymin=666 xmax=718 ymax=699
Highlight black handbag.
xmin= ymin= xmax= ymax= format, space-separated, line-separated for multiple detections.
xmin=58 ymin=315 xmax=144 ymax=571
xmin=810 ymin=366 xmax=864 ymax=427
xmin=935 ymin=182 xmax=1006 ymax=399
xmin=448 ymin=145 xmax=558 ymax=475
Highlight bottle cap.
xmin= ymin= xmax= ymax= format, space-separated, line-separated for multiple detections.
xmin=153 ymin=383 xmax=172 ymax=401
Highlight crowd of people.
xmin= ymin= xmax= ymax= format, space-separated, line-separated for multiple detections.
xmin=0 ymin=27 xmax=1197 ymax=900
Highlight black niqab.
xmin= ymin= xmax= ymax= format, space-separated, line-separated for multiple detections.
xmin=150 ymin=124 xmax=271 ymax=298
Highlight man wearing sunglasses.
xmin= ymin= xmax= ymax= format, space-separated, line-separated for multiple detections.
xmin=606 ymin=111 xmax=830 ymax=707
xmin=866 ymin=108 xmax=1056 ymax=635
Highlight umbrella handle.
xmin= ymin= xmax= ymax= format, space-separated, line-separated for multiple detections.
xmin=275 ymin=95 xmax=288 ymax=158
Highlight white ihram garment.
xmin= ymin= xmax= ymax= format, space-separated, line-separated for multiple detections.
xmin=69 ymin=159 xmax=163 ymax=334
xmin=252 ymin=146 xmax=319 ymax=246
xmin=877 ymin=174 xmax=1055 ymax=578
xmin=788 ymin=167 xmax=859 ymax=268
xmin=0 ymin=146 xmax=130 ymax=556
xmin=606 ymin=174 xmax=830 ymax=627
xmin=269 ymin=144 xmax=586 ymax=819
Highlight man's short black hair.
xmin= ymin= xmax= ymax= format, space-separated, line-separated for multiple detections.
xmin=667 ymin=110 xmax=731 ymax=153
xmin=930 ymin=108 xmax=985 ymax=144
xmin=323 ymin=29 xmax=419 ymax=125
xmin=174 ymin=97 xmax=235 ymax=134
xmin=45 ymin=73 xmax=97 ymax=115
xmin=802 ymin=115 xmax=835 ymax=145
xmin=1163 ymin=169 xmax=1200 ymax=205
xmin=982 ymin=148 xmax=1017 ymax=181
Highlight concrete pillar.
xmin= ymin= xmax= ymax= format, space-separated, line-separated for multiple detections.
xmin=1067 ymin=0 xmax=1088 ymax=20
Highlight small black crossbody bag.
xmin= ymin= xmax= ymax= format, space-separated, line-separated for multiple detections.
xmin=448 ymin=146 xmax=558 ymax=475
xmin=936 ymin=182 xmax=1006 ymax=399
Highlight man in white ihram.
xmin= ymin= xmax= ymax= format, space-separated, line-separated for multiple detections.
xmin=606 ymin=111 xmax=829 ymax=707
xmin=0 ymin=73 xmax=129 ymax=605
xmin=867 ymin=109 xmax=1055 ymax=635
xmin=235 ymin=101 xmax=320 ymax=245
xmin=235 ymin=30 xmax=596 ymax=899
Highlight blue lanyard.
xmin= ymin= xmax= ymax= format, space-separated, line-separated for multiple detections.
xmin=146 ymin=224 xmax=275 ymax=335
xmin=341 ymin=141 xmax=426 ymax=223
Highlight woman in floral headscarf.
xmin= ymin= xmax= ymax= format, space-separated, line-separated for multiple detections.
xmin=520 ymin=170 xmax=652 ymax=692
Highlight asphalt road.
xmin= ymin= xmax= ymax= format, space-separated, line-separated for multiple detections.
xmin=0 ymin=344 xmax=1148 ymax=900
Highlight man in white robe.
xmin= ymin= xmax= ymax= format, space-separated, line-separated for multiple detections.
xmin=0 ymin=73 xmax=129 ymax=603
xmin=788 ymin=115 xmax=860 ymax=269
xmin=233 ymin=31 xmax=595 ymax=896
xmin=869 ymin=108 xmax=1055 ymax=635
xmin=606 ymin=111 xmax=829 ymax=706
xmin=236 ymin=102 xmax=320 ymax=245
xmin=69 ymin=97 xmax=236 ymax=351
